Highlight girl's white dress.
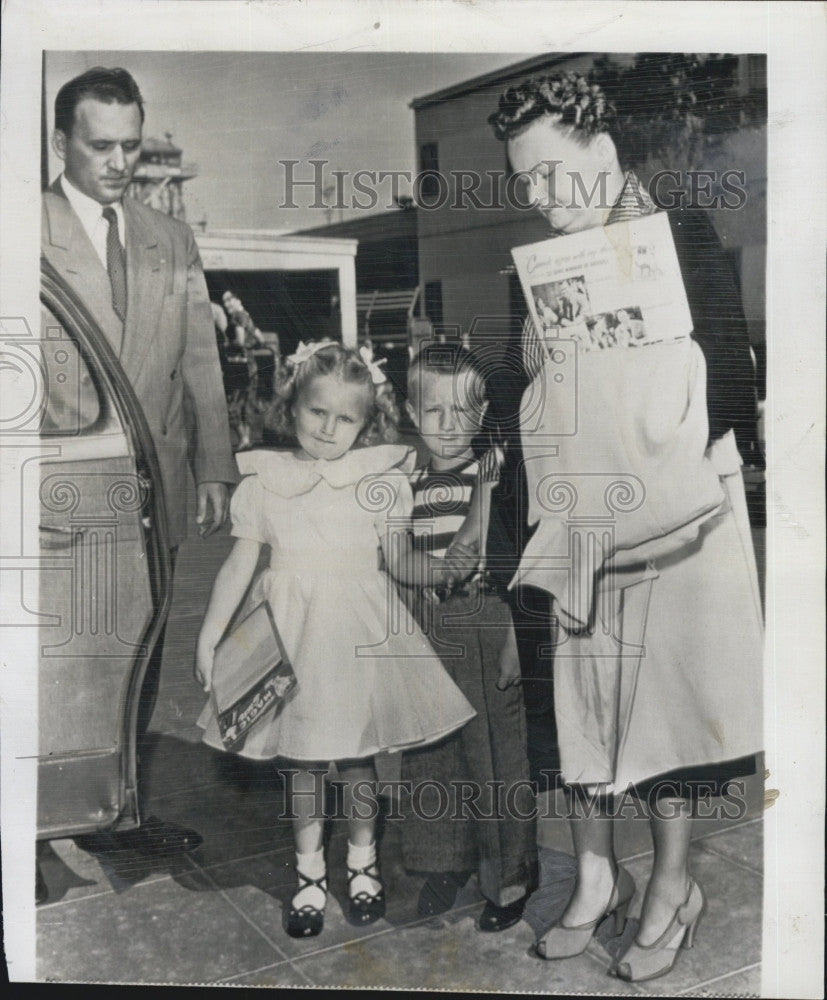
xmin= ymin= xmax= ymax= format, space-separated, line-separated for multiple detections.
xmin=197 ymin=445 xmax=476 ymax=761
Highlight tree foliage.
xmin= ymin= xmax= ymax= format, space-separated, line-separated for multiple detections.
xmin=591 ymin=54 xmax=766 ymax=172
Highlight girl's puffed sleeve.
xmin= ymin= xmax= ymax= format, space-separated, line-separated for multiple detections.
xmin=384 ymin=469 xmax=415 ymax=523
xmin=358 ymin=468 xmax=415 ymax=539
xmin=229 ymin=474 xmax=267 ymax=543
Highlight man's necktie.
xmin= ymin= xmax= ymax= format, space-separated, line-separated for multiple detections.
xmin=102 ymin=206 xmax=127 ymax=322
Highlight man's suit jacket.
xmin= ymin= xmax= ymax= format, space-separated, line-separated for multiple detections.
xmin=42 ymin=182 xmax=238 ymax=546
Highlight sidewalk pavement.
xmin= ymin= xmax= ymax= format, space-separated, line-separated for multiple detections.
xmin=36 ymin=521 xmax=765 ymax=994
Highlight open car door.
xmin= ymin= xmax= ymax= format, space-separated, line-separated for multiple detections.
xmin=36 ymin=258 xmax=172 ymax=840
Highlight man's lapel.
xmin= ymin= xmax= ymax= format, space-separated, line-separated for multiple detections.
xmin=119 ymin=198 xmax=165 ymax=382
xmin=42 ymin=185 xmax=125 ymax=354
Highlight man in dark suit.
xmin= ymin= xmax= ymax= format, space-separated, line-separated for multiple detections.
xmin=41 ymin=67 xmax=238 ymax=863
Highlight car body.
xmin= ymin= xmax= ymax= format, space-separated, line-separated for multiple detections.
xmin=37 ymin=258 xmax=172 ymax=840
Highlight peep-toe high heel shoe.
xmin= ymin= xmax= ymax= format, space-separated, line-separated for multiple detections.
xmin=535 ymin=865 xmax=635 ymax=960
xmin=613 ymin=879 xmax=705 ymax=983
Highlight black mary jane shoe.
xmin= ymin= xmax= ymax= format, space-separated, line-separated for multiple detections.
xmin=346 ymin=862 xmax=386 ymax=927
xmin=285 ymin=871 xmax=328 ymax=938
xmin=478 ymin=895 xmax=527 ymax=933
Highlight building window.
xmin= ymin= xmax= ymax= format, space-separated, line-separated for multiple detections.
xmin=424 ymin=280 xmax=443 ymax=326
xmin=746 ymin=54 xmax=766 ymax=92
xmin=419 ymin=142 xmax=440 ymax=199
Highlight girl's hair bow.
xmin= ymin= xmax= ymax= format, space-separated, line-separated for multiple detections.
xmin=285 ymin=339 xmax=387 ymax=386
xmin=358 ymin=345 xmax=387 ymax=385
xmin=285 ymin=339 xmax=336 ymax=367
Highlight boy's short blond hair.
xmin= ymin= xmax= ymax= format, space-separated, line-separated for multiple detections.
xmin=406 ymin=343 xmax=487 ymax=410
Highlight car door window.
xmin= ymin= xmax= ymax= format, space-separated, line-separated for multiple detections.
xmin=41 ymin=305 xmax=102 ymax=434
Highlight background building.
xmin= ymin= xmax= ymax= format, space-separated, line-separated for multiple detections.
xmin=126 ymin=134 xmax=198 ymax=222
xmin=295 ymin=203 xmax=419 ymax=348
xmin=295 ymin=205 xmax=421 ymax=397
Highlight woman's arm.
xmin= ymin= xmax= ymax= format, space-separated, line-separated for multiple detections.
xmin=669 ymin=209 xmax=756 ymax=453
xmin=195 ymin=537 xmax=262 ymax=691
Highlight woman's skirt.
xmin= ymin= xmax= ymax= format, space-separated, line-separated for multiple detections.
xmin=552 ymin=461 xmax=764 ymax=795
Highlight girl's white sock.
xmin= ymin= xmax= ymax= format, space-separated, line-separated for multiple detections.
xmin=347 ymin=840 xmax=381 ymax=898
xmin=294 ymin=848 xmax=326 ymax=911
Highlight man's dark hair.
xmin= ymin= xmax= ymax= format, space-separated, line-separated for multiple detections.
xmin=54 ymin=67 xmax=145 ymax=136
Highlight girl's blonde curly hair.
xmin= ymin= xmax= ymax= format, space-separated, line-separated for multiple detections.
xmin=264 ymin=340 xmax=400 ymax=447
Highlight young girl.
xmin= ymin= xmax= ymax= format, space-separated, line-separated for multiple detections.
xmin=195 ymin=340 xmax=475 ymax=939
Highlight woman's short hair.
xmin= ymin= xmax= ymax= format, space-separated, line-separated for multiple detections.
xmin=488 ymin=71 xmax=616 ymax=147
xmin=266 ymin=341 xmax=400 ymax=447
xmin=55 ymin=67 xmax=145 ymax=137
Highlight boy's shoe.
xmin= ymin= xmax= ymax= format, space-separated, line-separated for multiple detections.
xmin=478 ymin=895 xmax=527 ymax=932
xmin=417 ymin=869 xmax=474 ymax=918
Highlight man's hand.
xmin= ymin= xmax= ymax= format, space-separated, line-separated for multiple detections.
xmin=196 ymin=482 xmax=230 ymax=538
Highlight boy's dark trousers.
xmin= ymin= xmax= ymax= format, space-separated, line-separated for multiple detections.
xmin=400 ymin=583 xmax=537 ymax=908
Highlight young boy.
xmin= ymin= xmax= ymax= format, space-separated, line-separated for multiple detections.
xmin=399 ymin=343 xmax=537 ymax=931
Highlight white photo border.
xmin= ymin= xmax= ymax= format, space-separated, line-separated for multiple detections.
xmin=1 ymin=1 xmax=824 ymax=994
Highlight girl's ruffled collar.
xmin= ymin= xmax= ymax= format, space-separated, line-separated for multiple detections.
xmin=235 ymin=444 xmax=416 ymax=497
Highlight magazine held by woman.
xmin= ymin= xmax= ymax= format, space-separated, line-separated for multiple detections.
xmin=510 ymin=211 xmax=728 ymax=629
